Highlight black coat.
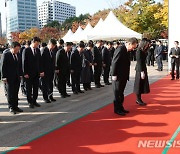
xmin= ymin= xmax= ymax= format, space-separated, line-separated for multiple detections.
xmin=22 ymin=47 xmax=43 ymax=78
xmin=134 ymin=49 xmax=150 ymax=94
xmin=169 ymin=47 xmax=180 ymax=64
xmin=102 ymin=47 xmax=112 ymax=66
xmin=111 ymin=45 xmax=130 ymax=81
xmin=92 ymin=46 xmax=102 ymax=66
xmin=41 ymin=47 xmax=55 ymax=77
xmin=56 ymin=48 xmax=70 ymax=76
xmin=81 ymin=49 xmax=94 ymax=83
xmin=1 ymin=49 xmax=23 ymax=83
xmin=155 ymin=45 xmax=163 ymax=58
xmin=70 ymin=49 xmax=83 ymax=72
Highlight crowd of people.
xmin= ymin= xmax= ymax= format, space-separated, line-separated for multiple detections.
xmin=0 ymin=36 xmax=176 ymax=116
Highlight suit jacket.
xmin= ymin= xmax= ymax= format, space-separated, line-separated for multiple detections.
xmin=155 ymin=45 xmax=163 ymax=58
xmin=169 ymin=47 xmax=180 ymax=63
xmin=1 ymin=49 xmax=23 ymax=83
xmin=135 ymin=49 xmax=147 ymax=72
xmin=55 ymin=48 xmax=70 ymax=75
xmin=102 ymin=47 xmax=112 ymax=66
xmin=22 ymin=47 xmax=43 ymax=78
xmin=41 ymin=47 xmax=55 ymax=77
xmin=111 ymin=45 xmax=130 ymax=81
xmin=70 ymin=49 xmax=83 ymax=72
xmin=92 ymin=46 xmax=102 ymax=66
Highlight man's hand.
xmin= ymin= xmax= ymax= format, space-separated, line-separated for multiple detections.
xmin=55 ymin=70 xmax=59 ymax=73
xmin=112 ymin=76 xmax=117 ymax=81
xmin=70 ymin=70 xmax=74 ymax=73
xmin=141 ymin=71 xmax=145 ymax=80
xmin=94 ymin=63 xmax=97 ymax=66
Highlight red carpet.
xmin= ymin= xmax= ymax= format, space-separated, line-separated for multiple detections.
xmin=8 ymin=76 xmax=180 ymax=154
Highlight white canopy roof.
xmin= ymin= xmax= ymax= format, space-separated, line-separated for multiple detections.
xmin=62 ymin=29 xmax=73 ymax=42
xmin=77 ymin=23 xmax=93 ymax=42
xmin=69 ymin=26 xmax=83 ymax=42
xmin=87 ymin=11 xmax=142 ymax=40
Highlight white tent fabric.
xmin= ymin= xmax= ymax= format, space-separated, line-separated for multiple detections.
xmin=87 ymin=11 xmax=142 ymax=40
xmin=70 ymin=26 xmax=83 ymax=42
xmin=77 ymin=23 xmax=93 ymax=42
xmin=62 ymin=29 xmax=73 ymax=42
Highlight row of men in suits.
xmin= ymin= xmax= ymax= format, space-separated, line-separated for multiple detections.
xmin=1 ymin=37 xmax=117 ymax=114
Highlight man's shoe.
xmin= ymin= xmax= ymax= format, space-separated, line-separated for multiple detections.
xmin=176 ymin=77 xmax=179 ymax=80
xmin=136 ymin=100 xmax=147 ymax=106
xmin=61 ymin=95 xmax=66 ymax=98
xmin=15 ymin=107 xmax=23 ymax=112
xmin=29 ymin=103 xmax=34 ymax=109
xmin=49 ymin=97 xmax=56 ymax=102
xmin=78 ymin=90 xmax=84 ymax=93
xmin=171 ymin=78 xmax=175 ymax=80
xmin=114 ymin=111 xmax=126 ymax=116
xmin=73 ymin=91 xmax=78 ymax=94
xmin=33 ymin=102 xmax=41 ymax=107
xmin=95 ymin=85 xmax=101 ymax=88
xmin=88 ymin=87 xmax=92 ymax=90
xmin=100 ymin=84 xmax=104 ymax=87
xmin=9 ymin=108 xmax=16 ymax=115
xmin=44 ymin=99 xmax=51 ymax=103
xmin=122 ymin=109 xmax=130 ymax=113
xmin=65 ymin=93 xmax=71 ymax=97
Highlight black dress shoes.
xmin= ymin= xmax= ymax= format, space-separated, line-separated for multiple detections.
xmin=100 ymin=84 xmax=104 ymax=87
xmin=9 ymin=108 xmax=16 ymax=115
xmin=136 ymin=100 xmax=147 ymax=106
xmin=49 ymin=97 xmax=56 ymax=102
xmin=171 ymin=78 xmax=175 ymax=80
xmin=29 ymin=103 xmax=34 ymax=109
xmin=78 ymin=90 xmax=84 ymax=93
xmin=95 ymin=85 xmax=101 ymax=88
xmin=65 ymin=93 xmax=71 ymax=97
xmin=44 ymin=99 xmax=51 ymax=103
xmin=73 ymin=91 xmax=78 ymax=94
xmin=61 ymin=95 xmax=66 ymax=98
xmin=15 ymin=107 xmax=23 ymax=112
xmin=122 ymin=109 xmax=130 ymax=113
xmin=114 ymin=110 xmax=126 ymax=116
xmin=33 ymin=102 xmax=41 ymax=107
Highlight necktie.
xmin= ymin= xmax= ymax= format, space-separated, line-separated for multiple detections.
xmin=13 ymin=54 xmax=18 ymax=62
xmin=33 ymin=49 xmax=36 ymax=56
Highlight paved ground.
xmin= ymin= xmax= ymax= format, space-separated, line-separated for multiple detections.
xmin=0 ymin=61 xmax=169 ymax=153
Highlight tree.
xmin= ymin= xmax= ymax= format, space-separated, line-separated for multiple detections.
xmin=44 ymin=20 xmax=61 ymax=29
xmin=0 ymin=37 xmax=7 ymax=45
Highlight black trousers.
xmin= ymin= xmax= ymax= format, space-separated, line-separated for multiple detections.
xmin=147 ymin=55 xmax=154 ymax=66
xmin=5 ymin=79 xmax=20 ymax=109
xmin=83 ymin=83 xmax=91 ymax=89
xmin=71 ymin=71 xmax=81 ymax=92
xmin=94 ymin=65 xmax=102 ymax=85
xmin=171 ymin=62 xmax=180 ymax=79
xmin=112 ymin=79 xmax=127 ymax=112
xmin=103 ymin=65 xmax=110 ymax=83
xmin=58 ymin=73 xmax=68 ymax=95
xmin=25 ymin=76 xmax=39 ymax=104
xmin=41 ymin=75 xmax=54 ymax=100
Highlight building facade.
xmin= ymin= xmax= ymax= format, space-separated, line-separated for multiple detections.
xmin=38 ymin=0 xmax=76 ymax=29
xmin=5 ymin=0 xmax=38 ymax=39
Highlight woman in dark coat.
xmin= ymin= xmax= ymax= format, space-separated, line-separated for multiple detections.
xmin=134 ymin=38 xmax=150 ymax=106
xmin=81 ymin=40 xmax=94 ymax=90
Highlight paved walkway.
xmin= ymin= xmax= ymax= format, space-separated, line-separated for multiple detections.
xmin=0 ymin=61 xmax=169 ymax=153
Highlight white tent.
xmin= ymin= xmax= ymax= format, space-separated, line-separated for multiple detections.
xmin=62 ymin=29 xmax=73 ymax=42
xmin=87 ymin=11 xmax=142 ymax=40
xmin=77 ymin=23 xmax=93 ymax=42
xmin=70 ymin=26 xmax=83 ymax=42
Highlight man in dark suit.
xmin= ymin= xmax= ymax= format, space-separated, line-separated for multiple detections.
xmin=70 ymin=41 xmax=85 ymax=94
xmin=22 ymin=37 xmax=44 ymax=108
xmin=111 ymin=38 xmax=138 ymax=116
xmin=169 ymin=41 xmax=180 ymax=80
xmin=155 ymin=40 xmax=163 ymax=71
xmin=41 ymin=39 xmax=57 ymax=103
xmin=93 ymin=40 xmax=104 ymax=88
xmin=102 ymin=41 xmax=113 ymax=85
xmin=56 ymin=42 xmax=71 ymax=98
xmin=1 ymin=42 xmax=23 ymax=114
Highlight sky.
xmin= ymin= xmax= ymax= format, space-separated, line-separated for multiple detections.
xmin=0 ymin=0 xmax=162 ymax=34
